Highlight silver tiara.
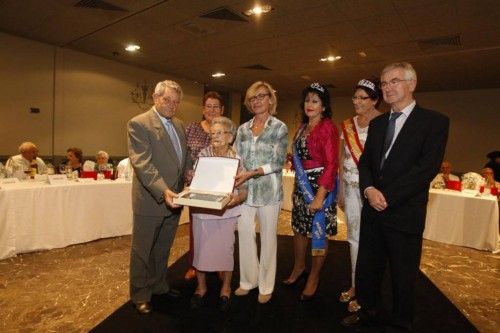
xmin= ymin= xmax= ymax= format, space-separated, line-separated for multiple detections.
xmin=357 ymin=79 xmax=376 ymax=91
xmin=310 ymin=82 xmax=325 ymax=93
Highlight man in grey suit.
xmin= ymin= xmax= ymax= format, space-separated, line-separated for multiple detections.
xmin=128 ymin=80 xmax=189 ymax=314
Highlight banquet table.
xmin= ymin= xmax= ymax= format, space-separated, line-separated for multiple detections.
xmin=0 ymin=179 xmax=133 ymax=260
xmin=423 ymin=189 xmax=499 ymax=252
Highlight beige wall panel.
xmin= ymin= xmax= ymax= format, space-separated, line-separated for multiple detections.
xmin=0 ymin=32 xmax=54 ymax=156
xmin=53 ymin=48 xmax=204 ymax=156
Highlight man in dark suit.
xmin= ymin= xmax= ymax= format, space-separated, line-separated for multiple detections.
xmin=128 ymin=80 xmax=190 ymax=314
xmin=342 ymin=62 xmax=449 ymax=331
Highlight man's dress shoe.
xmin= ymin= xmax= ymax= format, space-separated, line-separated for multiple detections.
xmin=134 ymin=301 xmax=152 ymax=315
xmin=154 ymin=288 xmax=181 ymax=303
xmin=165 ymin=288 xmax=181 ymax=299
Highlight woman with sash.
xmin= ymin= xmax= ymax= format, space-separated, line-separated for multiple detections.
xmin=282 ymin=83 xmax=339 ymax=301
xmin=337 ymin=79 xmax=382 ymax=312
xmin=233 ymin=81 xmax=288 ymax=304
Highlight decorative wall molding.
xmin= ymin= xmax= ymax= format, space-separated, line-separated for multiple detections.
xmin=130 ymin=80 xmax=154 ymax=110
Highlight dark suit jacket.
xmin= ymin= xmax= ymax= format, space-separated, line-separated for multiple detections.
xmin=359 ymin=104 xmax=449 ymax=234
xmin=127 ymin=108 xmax=190 ymax=217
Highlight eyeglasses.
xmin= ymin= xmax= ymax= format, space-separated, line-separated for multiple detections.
xmin=160 ymin=96 xmax=180 ymax=106
xmin=204 ymin=104 xmax=221 ymax=110
xmin=351 ymin=96 xmax=371 ymax=101
xmin=209 ymin=130 xmax=231 ymax=137
xmin=249 ymin=93 xmax=270 ymax=103
xmin=379 ymin=78 xmax=412 ymax=89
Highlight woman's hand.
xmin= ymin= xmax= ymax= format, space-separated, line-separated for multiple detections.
xmin=309 ymin=186 xmax=328 ymax=214
xmin=234 ymin=168 xmax=261 ymax=187
xmin=226 ymin=194 xmax=239 ymax=208
xmin=309 ymin=196 xmax=323 ymax=214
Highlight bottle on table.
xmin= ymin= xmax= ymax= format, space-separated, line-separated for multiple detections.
xmin=30 ymin=159 xmax=38 ymax=179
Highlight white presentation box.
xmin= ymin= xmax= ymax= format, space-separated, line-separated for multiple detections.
xmin=173 ymin=156 xmax=239 ymax=210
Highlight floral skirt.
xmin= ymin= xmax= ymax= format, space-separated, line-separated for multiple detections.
xmin=291 ymin=169 xmax=337 ymax=236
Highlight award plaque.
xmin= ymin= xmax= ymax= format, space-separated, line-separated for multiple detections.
xmin=173 ymin=156 xmax=239 ymax=210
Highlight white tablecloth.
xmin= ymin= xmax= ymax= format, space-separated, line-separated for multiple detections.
xmin=423 ymin=189 xmax=499 ymax=252
xmin=0 ymin=179 xmax=133 ymax=260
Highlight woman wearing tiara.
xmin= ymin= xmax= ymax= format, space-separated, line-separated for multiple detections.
xmin=282 ymin=83 xmax=339 ymax=301
xmin=337 ymin=79 xmax=382 ymax=312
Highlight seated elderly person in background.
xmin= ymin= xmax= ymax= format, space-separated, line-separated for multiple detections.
xmin=65 ymin=147 xmax=83 ymax=175
xmin=95 ymin=151 xmax=112 ymax=171
xmin=116 ymin=157 xmax=133 ymax=179
xmin=484 ymin=151 xmax=500 ymax=182
xmin=430 ymin=160 xmax=459 ymax=189
xmin=481 ymin=167 xmax=499 ymax=194
xmin=6 ymin=141 xmax=47 ymax=176
xmin=83 ymin=150 xmax=112 ymax=173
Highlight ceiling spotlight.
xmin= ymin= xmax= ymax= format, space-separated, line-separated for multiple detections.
xmin=244 ymin=4 xmax=273 ymax=16
xmin=125 ymin=44 xmax=140 ymax=52
xmin=320 ymin=55 xmax=342 ymax=62
xmin=358 ymin=51 xmax=367 ymax=57
xmin=212 ymin=72 xmax=226 ymax=78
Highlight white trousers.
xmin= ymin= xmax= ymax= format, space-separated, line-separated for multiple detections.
xmin=237 ymin=203 xmax=281 ymax=295
xmin=345 ymin=184 xmax=362 ymax=287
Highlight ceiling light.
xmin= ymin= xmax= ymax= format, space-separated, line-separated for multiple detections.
xmin=320 ymin=55 xmax=342 ymax=62
xmin=358 ymin=51 xmax=367 ymax=57
xmin=244 ymin=4 xmax=273 ymax=16
xmin=212 ymin=72 xmax=226 ymax=78
xmin=125 ymin=44 xmax=140 ymax=52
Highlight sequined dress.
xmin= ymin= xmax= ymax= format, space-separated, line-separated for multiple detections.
xmin=291 ymin=134 xmax=337 ymax=236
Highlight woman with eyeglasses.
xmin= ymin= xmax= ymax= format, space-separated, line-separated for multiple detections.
xmin=189 ymin=116 xmax=247 ymax=312
xmin=282 ymin=83 xmax=339 ymax=301
xmin=233 ymin=81 xmax=288 ymax=304
xmin=183 ymin=91 xmax=225 ymax=280
xmin=337 ymin=79 xmax=382 ymax=312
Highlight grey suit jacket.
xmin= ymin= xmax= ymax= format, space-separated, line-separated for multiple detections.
xmin=127 ymin=107 xmax=189 ymax=217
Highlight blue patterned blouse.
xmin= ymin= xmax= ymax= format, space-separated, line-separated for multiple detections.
xmin=233 ymin=116 xmax=288 ymax=206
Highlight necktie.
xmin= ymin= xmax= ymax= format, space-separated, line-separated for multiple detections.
xmin=380 ymin=112 xmax=402 ymax=168
xmin=165 ymin=119 xmax=182 ymax=163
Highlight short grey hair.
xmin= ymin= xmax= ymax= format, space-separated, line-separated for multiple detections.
xmin=96 ymin=150 xmax=109 ymax=160
xmin=154 ymin=80 xmax=183 ymax=99
xmin=19 ymin=141 xmax=38 ymax=153
xmin=211 ymin=116 xmax=236 ymax=137
xmin=381 ymin=62 xmax=417 ymax=82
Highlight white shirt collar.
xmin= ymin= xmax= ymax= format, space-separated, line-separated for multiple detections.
xmin=391 ymin=100 xmax=416 ymax=118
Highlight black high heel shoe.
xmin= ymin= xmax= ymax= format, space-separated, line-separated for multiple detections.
xmin=281 ymin=270 xmax=309 ymax=287
xmin=299 ymin=281 xmax=320 ymax=302
xmin=299 ymin=291 xmax=316 ymax=302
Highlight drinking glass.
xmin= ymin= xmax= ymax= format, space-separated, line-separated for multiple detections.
xmin=65 ymin=166 xmax=73 ymax=179
xmin=59 ymin=164 xmax=67 ymax=174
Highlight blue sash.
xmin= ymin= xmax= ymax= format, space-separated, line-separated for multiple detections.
xmin=292 ymin=145 xmax=337 ymax=256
